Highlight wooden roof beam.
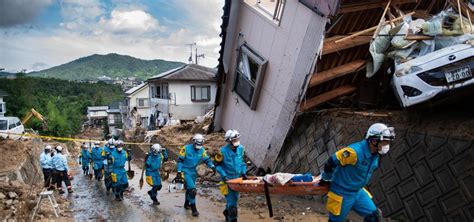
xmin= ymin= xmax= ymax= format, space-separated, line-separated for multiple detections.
xmin=338 ymin=0 xmax=417 ymax=14
xmin=323 ymin=35 xmax=372 ymax=55
xmin=309 ymin=60 xmax=366 ymax=88
xmin=300 ymin=85 xmax=357 ymax=111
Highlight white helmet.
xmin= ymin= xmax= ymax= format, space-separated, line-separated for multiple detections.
xmin=108 ymin=138 xmax=115 ymax=145
xmin=225 ymin=129 xmax=240 ymax=142
xmin=56 ymin=146 xmax=63 ymax=152
xmin=151 ymin=144 xmax=162 ymax=153
xmin=366 ymin=123 xmax=395 ymax=141
xmin=115 ymin=140 xmax=124 ymax=147
xmin=94 ymin=141 xmax=100 ymax=145
xmin=45 ymin=145 xmax=52 ymax=151
xmin=82 ymin=143 xmax=89 ymax=149
xmin=192 ymin=134 xmax=205 ymax=146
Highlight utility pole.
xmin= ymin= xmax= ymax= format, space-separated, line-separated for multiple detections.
xmin=185 ymin=42 xmax=196 ymax=64
xmin=195 ymin=48 xmax=205 ymax=65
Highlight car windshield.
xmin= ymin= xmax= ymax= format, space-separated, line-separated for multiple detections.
xmin=0 ymin=120 xmax=7 ymax=130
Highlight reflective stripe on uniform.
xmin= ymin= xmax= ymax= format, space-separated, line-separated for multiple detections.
xmin=326 ymin=191 xmax=344 ymax=216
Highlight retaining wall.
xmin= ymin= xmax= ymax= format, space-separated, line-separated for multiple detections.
xmin=274 ymin=110 xmax=474 ymax=221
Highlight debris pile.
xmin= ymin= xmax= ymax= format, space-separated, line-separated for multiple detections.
xmin=0 ymin=182 xmax=28 ymax=220
xmin=367 ymin=8 xmax=474 ymax=77
xmin=0 ymin=137 xmax=72 ymax=220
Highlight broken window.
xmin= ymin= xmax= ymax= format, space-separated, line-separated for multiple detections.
xmin=191 ymin=86 xmax=211 ymax=102
xmin=233 ymin=44 xmax=268 ymax=110
xmin=245 ymin=0 xmax=285 ymax=23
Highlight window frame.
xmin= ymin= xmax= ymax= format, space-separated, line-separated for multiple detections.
xmin=136 ymin=98 xmax=150 ymax=108
xmin=113 ymin=114 xmax=122 ymax=124
xmin=190 ymin=85 xmax=211 ymax=102
xmin=232 ymin=44 xmax=268 ymax=110
xmin=0 ymin=102 xmax=4 ymax=113
xmin=244 ymin=0 xmax=286 ymax=24
xmin=152 ymin=83 xmax=169 ymax=99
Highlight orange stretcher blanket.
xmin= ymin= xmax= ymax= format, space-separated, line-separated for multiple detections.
xmin=226 ymin=176 xmax=329 ymax=195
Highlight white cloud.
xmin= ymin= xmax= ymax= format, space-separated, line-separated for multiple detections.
xmin=98 ymin=10 xmax=162 ymax=34
xmin=0 ymin=0 xmax=225 ymax=71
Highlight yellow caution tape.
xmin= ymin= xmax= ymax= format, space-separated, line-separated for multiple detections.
xmin=0 ymin=132 xmax=154 ymax=145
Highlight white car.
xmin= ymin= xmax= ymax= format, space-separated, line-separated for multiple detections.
xmin=391 ymin=43 xmax=473 ymax=107
xmin=0 ymin=117 xmax=25 ymax=140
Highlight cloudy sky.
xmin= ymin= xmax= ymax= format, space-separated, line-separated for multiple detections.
xmin=0 ymin=0 xmax=224 ymax=72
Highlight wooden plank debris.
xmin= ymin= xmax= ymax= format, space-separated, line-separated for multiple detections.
xmin=372 ymin=1 xmax=392 ymax=39
xmin=404 ymin=35 xmax=434 ymax=40
xmin=338 ymin=0 xmax=416 ymax=14
xmin=322 ymin=36 xmax=372 ymax=55
xmin=334 ymin=12 xmax=415 ymax=44
xmin=309 ymin=60 xmax=367 ymax=88
xmin=300 ymin=85 xmax=357 ymax=111
xmin=340 ymin=111 xmax=391 ymax=117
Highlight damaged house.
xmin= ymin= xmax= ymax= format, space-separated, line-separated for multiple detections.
xmin=214 ymin=0 xmax=473 ymax=221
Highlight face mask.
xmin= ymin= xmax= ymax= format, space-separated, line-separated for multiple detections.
xmin=378 ymin=144 xmax=390 ymax=155
xmin=232 ymin=141 xmax=240 ymax=147
xmin=117 ymin=147 xmax=123 ymax=151
xmin=195 ymin=145 xmax=202 ymax=149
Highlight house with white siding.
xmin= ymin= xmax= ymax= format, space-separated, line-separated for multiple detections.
xmin=146 ymin=64 xmax=216 ymax=123
xmin=122 ymin=83 xmax=150 ymax=129
xmin=213 ymin=0 xmax=338 ymax=169
xmin=86 ymin=106 xmax=108 ymax=125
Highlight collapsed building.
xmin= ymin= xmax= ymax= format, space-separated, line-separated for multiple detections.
xmin=213 ymin=0 xmax=474 ymax=220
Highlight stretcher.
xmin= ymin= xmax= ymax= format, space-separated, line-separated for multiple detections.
xmin=226 ymin=176 xmax=329 ymax=217
xmin=226 ymin=176 xmax=328 ymax=195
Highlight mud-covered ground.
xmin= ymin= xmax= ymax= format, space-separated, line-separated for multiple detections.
xmin=66 ymin=154 xmax=331 ymax=221
xmin=59 ymin=125 xmax=361 ymax=221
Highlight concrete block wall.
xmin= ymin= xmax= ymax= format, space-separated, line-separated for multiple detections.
xmin=274 ymin=111 xmax=474 ymax=221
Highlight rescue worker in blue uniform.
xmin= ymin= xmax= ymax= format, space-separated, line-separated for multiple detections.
xmin=215 ymin=129 xmax=247 ymax=222
xmin=40 ymin=145 xmax=54 ymax=189
xmin=176 ymin=134 xmax=216 ymax=217
xmin=79 ymin=143 xmax=92 ymax=175
xmin=52 ymin=146 xmax=73 ymax=194
xmin=145 ymin=143 xmax=169 ymax=205
xmin=320 ymin=123 xmax=395 ymax=222
xmin=103 ymin=139 xmax=116 ymax=192
xmin=110 ymin=140 xmax=131 ymax=201
xmin=91 ymin=141 xmax=104 ymax=181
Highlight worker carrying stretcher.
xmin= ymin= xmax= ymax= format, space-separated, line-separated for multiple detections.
xmin=319 ymin=123 xmax=395 ymax=222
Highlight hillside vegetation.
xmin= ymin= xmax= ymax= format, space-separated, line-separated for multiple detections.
xmin=0 ymin=75 xmax=124 ymax=137
xmin=29 ymin=53 xmax=184 ymax=81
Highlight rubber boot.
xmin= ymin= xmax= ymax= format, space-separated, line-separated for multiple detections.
xmin=184 ymin=200 xmax=190 ymax=210
xmin=67 ymin=188 xmax=73 ymax=193
xmin=223 ymin=210 xmax=229 ymax=222
xmin=190 ymin=204 xmax=199 ymax=217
